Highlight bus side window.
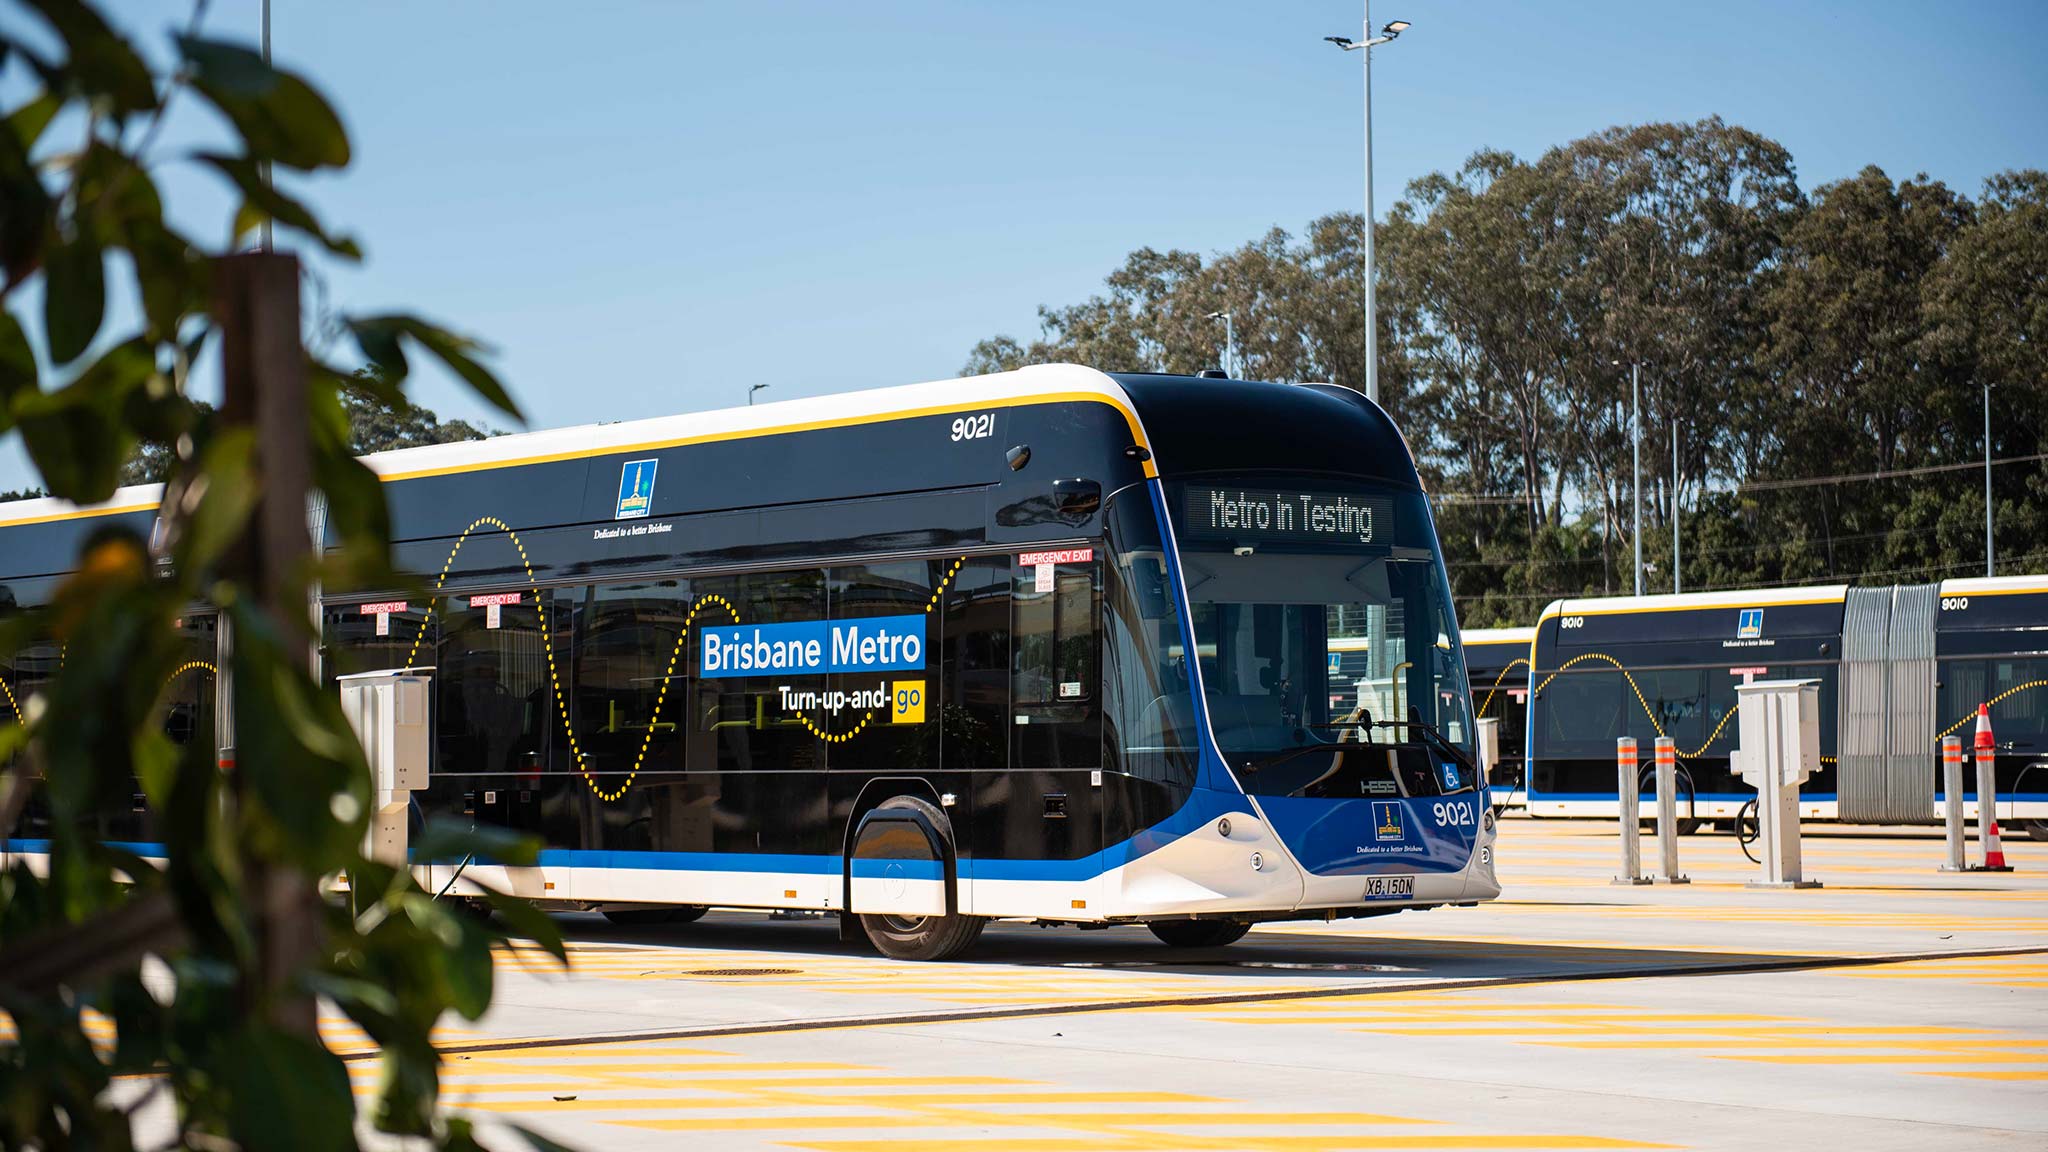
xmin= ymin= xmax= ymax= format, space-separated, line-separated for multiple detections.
xmin=941 ymin=557 xmax=1010 ymax=772
xmin=1012 ymin=558 xmax=1100 ymax=771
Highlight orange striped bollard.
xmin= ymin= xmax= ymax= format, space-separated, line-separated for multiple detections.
xmin=1939 ymin=736 xmax=1966 ymax=872
xmin=1613 ymin=737 xmax=1650 ymax=885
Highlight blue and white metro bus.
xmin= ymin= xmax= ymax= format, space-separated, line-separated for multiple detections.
xmin=1524 ymin=578 xmax=2048 ymax=835
xmin=0 ymin=365 xmax=1497 ymax=959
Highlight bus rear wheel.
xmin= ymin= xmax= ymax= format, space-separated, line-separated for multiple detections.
xmin=1148 ymin=920 xmax=1251 ymax=948
xmin=601 ymin=905 xmax=708 ymax=926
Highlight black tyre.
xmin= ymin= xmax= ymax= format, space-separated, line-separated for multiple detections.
xmin=601 ymin=905 xmax=707 ymax=926
xmin=1147 ymin=920 xmax=1252 ymax=948
xmin=2025 ymin=820 xmax=2048 ymax=843
xmin=854 ymin=796 xmax=984 ymax=961
xmin=860 ymin=908 xmax=986 ymax=961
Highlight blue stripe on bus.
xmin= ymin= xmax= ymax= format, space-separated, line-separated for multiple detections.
xmin=1 ymin=839 xmax=166 ymax=857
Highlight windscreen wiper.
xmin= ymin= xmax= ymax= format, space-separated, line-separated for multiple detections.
xmin=1367 ymin=718 xmax=1480 ymax=776
xmin=1239 ymin=743 xmax=1340 ymax=775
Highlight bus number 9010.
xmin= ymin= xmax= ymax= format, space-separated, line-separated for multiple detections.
xmin=950 ymin=413 xmax=994 ymax=441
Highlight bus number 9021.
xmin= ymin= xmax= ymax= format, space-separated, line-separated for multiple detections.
xmin=950 ymin=413 xmax=994 ymax=441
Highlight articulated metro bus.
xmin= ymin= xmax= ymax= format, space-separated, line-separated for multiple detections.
xmin=1524 ymin=579 xmax=2048 ymax=837
xmin=0 ymin=365 xmax=1497 ymax=960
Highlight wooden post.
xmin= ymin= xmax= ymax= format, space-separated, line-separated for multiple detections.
xmin=214 ymin=251 xmax=319 ymax=1036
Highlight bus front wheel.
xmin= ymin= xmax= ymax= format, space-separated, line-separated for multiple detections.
xmin=859 ymin=910 xmax=986 ymax=961
xmin=853 ymin=795 xmax=983 ymax=961
xmin=1148 ymin=920 xmax=1251 ymax=948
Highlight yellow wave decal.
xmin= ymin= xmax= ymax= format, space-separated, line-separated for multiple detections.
xmin=166 ymin=660 xmax=217 ymax=684
xmin=0 ymin=677 xmax=17 ymax=723
xmin=405 ymin=518 xmax=967 ymax=800
xmin=1476 ymin=658 xmax=1530 ymax=718
xmin=1534 ymin=652 xmax=1741 ymax=759
xmin=1936 ymin=679 xmax=2048 ymax=742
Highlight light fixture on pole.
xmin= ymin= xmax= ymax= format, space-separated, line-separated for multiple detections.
xmin=1325 ymin=6 xmax=1409 ymax=406
xmin=1205 ymin=310 xmax=1237 ymax=379
xmin=749 ymin=383 xmax=770 ymax=407
xmin=1614 ymin=359 xmax=1643 ymax=598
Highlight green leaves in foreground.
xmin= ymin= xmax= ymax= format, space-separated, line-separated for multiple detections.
xmin=1 ymin=4 xmax=550 ymax=1151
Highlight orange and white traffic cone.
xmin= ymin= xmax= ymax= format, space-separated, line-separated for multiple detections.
xmin=1972 ymin=705 xmax=2015 ymax=872
xmin=1983 ymin=819 xmax=2011 ymax=871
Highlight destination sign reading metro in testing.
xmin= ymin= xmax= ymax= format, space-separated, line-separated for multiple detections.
xmin=1183 ymin=485 xmax=1392 ymax=545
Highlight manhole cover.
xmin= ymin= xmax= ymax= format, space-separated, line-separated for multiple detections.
xmin=681 ymin=967 xmax=801 ymax=977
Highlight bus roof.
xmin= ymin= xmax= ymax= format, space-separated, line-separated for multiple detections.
xmin=1536 ymin=584 xmax=1849 ymax=624
xmin=1461 ymin=627 xmax=1534 ymax=646
xmin=0 ymin=364 xmax=1146 ymax=529
xmin=1939 ymin=573 xmax=2048 ymax=597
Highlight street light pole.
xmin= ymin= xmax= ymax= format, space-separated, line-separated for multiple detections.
xmin=749 ymin=384 xmax=769 ymax=406
xmin=1672 ymin=420 xmax=1681 ymax=595
xmin=1325 ymin=7 xmax=1408 ymax=408
xmin=1984 ymin=382 xmax=1995 ymax=577
xmin=1632 ymin=362 xmax=1643 ymax=597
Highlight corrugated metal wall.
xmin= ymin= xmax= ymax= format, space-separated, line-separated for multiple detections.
xmin=1838 ymin=588 xmax=1893 ymax=821
xmin=1878 ymin=583 xmax=1940 ymax=822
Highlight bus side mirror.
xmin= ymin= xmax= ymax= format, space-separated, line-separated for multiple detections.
xmin=1053 ymin=478 xmax=1101 ymax=522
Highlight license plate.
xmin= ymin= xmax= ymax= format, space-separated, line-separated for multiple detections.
xmin=1363 ymin=874 xmax=1415 ymax=900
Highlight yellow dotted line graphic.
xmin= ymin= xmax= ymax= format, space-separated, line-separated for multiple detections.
xmin=1476 ymin=657 xmax=1530 ymax=718
xmin=402 ymin=517 xmax=967 ymax=801
xmin=1534 ymin=652 xmax=1736 ymax=759
xmin=1936 ymin=679 xmax=2048 ymax=741
xmin=926 ymin=557 xmax=966 ymax=612
xmin=166 ymin=660 xmax=217 ymax=683
xmin=794 ymin=711 xmax=875 ymax=744
xmin=0 ymin=676 xmax=17 ymax=723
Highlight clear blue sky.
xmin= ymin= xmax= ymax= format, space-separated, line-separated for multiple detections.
xmin=6 ymin=1 xmax=2046 ymax=491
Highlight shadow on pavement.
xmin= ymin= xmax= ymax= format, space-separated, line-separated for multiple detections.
xmin=550 ymin=909 xmax=1832 ymax=985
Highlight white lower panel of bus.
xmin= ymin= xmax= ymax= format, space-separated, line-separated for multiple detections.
xmin=413 ymin=809 xmax=1494 ymax=922
xmin=423 ymin=863 xmax=843 ymax=911
xmin=849 ymin=874 xmax=945 ymax=917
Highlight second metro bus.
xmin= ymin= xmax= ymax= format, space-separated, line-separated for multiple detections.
xmin=0 ymin=365 xmax=1498 ymax=960
xmin=1522 ymin=579 xmax=2048 ymax=835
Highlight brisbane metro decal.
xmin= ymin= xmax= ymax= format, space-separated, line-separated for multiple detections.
xmin=397 ymin=516 xmax=971 ymax=798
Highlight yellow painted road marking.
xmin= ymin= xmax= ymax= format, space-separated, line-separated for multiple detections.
xmin=1721 ymin=1052 xmax=2048 ymax=1065
xmin=783 ymin=1137 xmax=1669 ymax=1151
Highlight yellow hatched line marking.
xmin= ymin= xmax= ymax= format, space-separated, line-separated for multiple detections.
xmin=1536 ymin=1039 xmax=2048 ymax=1051
xmin=780 ymin=1137 xmax=1668 ymax=1151
xmin=1721 ymin=1052 xmax=2048 ymax=1065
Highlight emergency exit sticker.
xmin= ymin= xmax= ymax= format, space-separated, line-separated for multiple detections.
xmin=470 ymin=592 xmax=521 ymax=629
xmin=361 ymin=600 xmax=409 ymax=637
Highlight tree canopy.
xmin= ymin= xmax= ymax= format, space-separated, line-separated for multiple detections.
xmin=967 ymin=119 xmax=2048 ymax=625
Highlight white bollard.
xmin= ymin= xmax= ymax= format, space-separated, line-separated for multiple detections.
xmin=1613 ymin=737 xmax=1651 ymax=885
xmin=1653 ymin=737 xmax=1690 ymax=884
xmin=1939 ymin=735 xmax=1967 ymax=872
